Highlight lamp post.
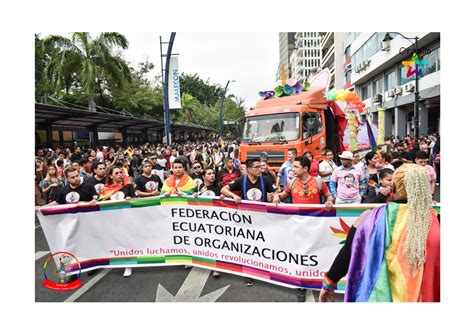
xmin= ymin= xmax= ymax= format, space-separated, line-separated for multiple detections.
xmin=219 ymin=80 xmax=235 ymax=139
xmin=160 ymin=33 xmax=177 ymax=145
xmin=383 ymin=32 xmax=420 ymax=138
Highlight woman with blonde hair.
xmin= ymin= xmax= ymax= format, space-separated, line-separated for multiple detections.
xmin=319 ymin=164 xmax=440 ymax=302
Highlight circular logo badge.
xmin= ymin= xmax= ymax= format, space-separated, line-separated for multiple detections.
xmin=200 ymin=190 xmax=216 ymax=197
xmin=42 ymin=252 xmax=83 ymax=291
xmin=320 ymin=137 xmax=325 ymax=147
xmin=110 ymin=191 xmax=125 ymax=201
xmin=65 ymin=192 xmax=80 ymax=204
xmin=145 ymin=181 xmax=158 ymax=191
xmin=246 ymin=188 xmax=262 ymax=201
xmin=94 ymin=183 xmax=104 ymax=194
xmin=194 ymin=178 xmax=203 ymax=188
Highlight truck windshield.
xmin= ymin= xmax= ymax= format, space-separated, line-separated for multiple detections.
xmin=242 ymin=113 xmax=300 ymax=143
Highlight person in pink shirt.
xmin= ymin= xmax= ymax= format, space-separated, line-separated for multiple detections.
xmin=329 ymin=151 xmax=366 ymax=204
xmin=415 ymin=151 xmax=437 ymax=199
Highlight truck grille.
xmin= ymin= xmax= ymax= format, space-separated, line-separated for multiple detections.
xmin=246 ymin=150 xmax=285 ymax=161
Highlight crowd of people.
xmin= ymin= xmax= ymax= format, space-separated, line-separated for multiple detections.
xmin=34 ymin=132 xmax=440 ymax=302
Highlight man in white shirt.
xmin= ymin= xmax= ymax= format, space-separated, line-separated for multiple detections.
xmin=319 ymin=150 xmax=338 ymax=191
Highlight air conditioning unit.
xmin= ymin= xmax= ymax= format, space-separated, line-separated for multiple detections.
xmin=404 ymin=83 xmax=415 ymax=92
xmin=395 ymin=86 xmax=403 ymax=95
xmin=387 ymin=89 xmax=395 ymax=98
xmin=372 ymin=94 xmax=382 ymax=104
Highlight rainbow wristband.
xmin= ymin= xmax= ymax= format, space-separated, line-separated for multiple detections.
xmin=322 ymin=275 xmax=338 ymax=291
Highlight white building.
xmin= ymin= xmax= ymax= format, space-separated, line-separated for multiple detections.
xmin=276 ymin=33 xmax=296 ymax=82
xmin=289 ymin=32 xmax=322 ymax=82
xmin=350 ymin=32 xmax=440 ymax=137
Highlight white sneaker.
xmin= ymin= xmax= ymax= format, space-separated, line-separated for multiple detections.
xmin=123 ymin=267 xmax=132 ymax=277
xmin=184 ymin=264 xmax=192 ymax=269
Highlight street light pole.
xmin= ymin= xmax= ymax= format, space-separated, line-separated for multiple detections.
xmin=384 ymin=32 xmax=420 ymax=137
xmin=161 ymin=33 xmax=176 ymax=145
xmin=414 ymin=36 xmax=420 ymax=138
xmin=219 ymin=80 xmax=235 ymax=138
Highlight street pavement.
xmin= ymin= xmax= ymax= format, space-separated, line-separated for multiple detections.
xmin=35 ymin=185 xmax=439 ymax=302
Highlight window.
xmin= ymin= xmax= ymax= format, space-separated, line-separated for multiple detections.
xmin=352 ymin=33 xmax=386 ymax=68
xmin=302 ymin=112 xmax=323 ymax=139
xmin=345 ymin=70 xmax=351 ymax=84
xmin=374 ymin=77 xmax=383 ymax=94
xmin=421 ymin=48 xmax=440 ymax=77
xmin=361 ymin=83 xmax=372 ymax=100
xmin=345 ymin=46 xmax=351 ymax=57
xmin=242 ymin=113 xmax=300 ymax=143
xmin=385 ymin=71 xmax=395 ymax=91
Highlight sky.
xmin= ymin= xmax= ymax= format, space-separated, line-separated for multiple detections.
xmin=120 ymin=32 xmax=279 ymax=109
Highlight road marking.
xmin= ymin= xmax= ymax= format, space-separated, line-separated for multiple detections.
xmin=35 ymin=225 xmax=41 ymax=229
xmin=35 ymin=251 xmax=49 ymax=261
xmin=64 ymin=269 xmax=112 ymax=303
xmin=156 ymin=267 xmax=230 ymax=302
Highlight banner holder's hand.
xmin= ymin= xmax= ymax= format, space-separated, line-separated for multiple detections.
xmin=319 ymin=287 xmax=335 ymax=302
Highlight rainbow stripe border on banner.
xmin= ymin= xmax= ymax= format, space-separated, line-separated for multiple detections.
xmin=39 ymin=196 xmax=385 ymax=217
xmin=69 ymin=254 xmax=346 ymax=291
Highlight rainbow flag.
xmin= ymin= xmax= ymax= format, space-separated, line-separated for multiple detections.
xmin=345 ymin=203 xmax=440 ymax=302
xmin=367 ymin=180 xmax=380 ymax=189
xmin=366 ymin=121 xmax=377 ymax=152
xmin=160 ymin=174 xmax=195 ymax=195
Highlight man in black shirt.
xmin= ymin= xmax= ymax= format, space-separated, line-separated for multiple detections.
xmin=221 ymin=158 xmax=276 ymax=287
xmin=189 ymin=161 xmax=204 ymax=189
xmin=194 ymin=147 xmax=204 ymax=167
xmin=221 ymin=158 xmax=276 ymax=203
xmin=71 ymin=146 xmax=83 ymax=163
xmin=48 ymin=166 xmax=98 ymax=206
xmin=86 ymin=161 xmax=107 ymax=194
xmin=135 ymin=161 xmax=163 ymax=197
xmin=193 ymin=167 xmax=221 ymax=198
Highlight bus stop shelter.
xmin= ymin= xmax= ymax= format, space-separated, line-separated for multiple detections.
xmin=35 ymin=103 xmax=211 ymax=147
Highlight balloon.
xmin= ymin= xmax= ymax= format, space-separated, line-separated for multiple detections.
xmin=283 ymin=84 xmax=295 ymax=95
xmin=339 ymin=90 xmax=349 ymax=102
xmin=325 ymin=88 xmax=337 ymax=101
xmin=274 ymin=86 xmax=284 ymax=97
xmin=259 ymin=91 xmax=274 ymax=100
xmin=361 ymin=102 xmax=366 ymax=108
xmin=294 ymin=81 xmax=303 ymax=94
xmin=303 ymin=81 xmax=311 ymax=91
xmin=286 ymin=78 xmax=297 ymax=86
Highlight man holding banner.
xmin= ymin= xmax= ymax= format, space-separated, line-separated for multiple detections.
xmin=273 ymin=155 xmax=335 ymax=301
xmin=221 ymin=158 xmax=276 ymax=286
xmin=221 ymin=158 xmax=276 ymax=204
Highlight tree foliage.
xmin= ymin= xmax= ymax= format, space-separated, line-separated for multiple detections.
xmin=35 ymin=35 xmax=247 ymax=134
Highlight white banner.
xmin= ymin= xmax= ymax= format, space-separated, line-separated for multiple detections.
xmin=168 ymin=56 xmax=181 ymax=109
xmin=37 ymin=197 xmax=383 ymax=290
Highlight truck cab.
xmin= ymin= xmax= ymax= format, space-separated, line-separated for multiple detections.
xmin=240 ymin=88 xmax=340 ymax=172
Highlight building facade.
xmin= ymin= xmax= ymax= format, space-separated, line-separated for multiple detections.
xmin=350 ymin=32 xmax=440 ymax=138
xmin=288 ymin=32 xmax=322 ymax=83
xmin=276 ymin=32 xmax=296 ymax=82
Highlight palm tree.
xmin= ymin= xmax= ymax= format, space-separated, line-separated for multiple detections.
xmin=180 ymin=93 xmax=200 ymax=122
xmin=43 ymin=32 xmax=131 ymax=112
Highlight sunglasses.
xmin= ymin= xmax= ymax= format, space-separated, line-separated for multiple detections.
xmin=194 ymin=166 xmax=202 ymax=169
xmin=303 ymin=183 xmax=309 ymax=196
